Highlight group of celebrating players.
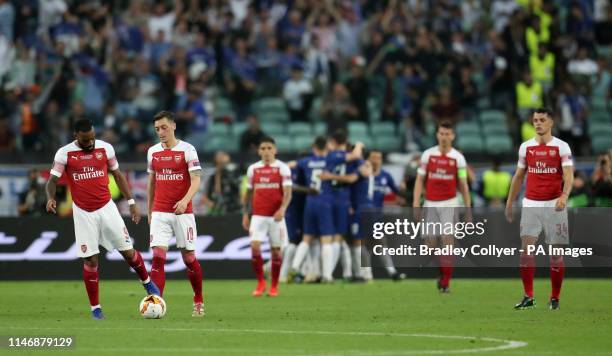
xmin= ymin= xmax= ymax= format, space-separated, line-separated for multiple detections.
xmin=45 ymin=107 xmax=573 ymax=319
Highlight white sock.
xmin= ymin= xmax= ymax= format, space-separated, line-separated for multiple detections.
xmin=263 ymin=260 xmax=271 ymax=275
xmin=280 ymin=243 xmax=297 ymax=281
xmin=362 ymin=267 xmax=373 ymax=280
xmin=381 ymin=254 xmax=397 ymax=276
xmin=142 ymin=277 xmax=151 ymax=284
xmin=331 ymin=241 xmax=341 ymax=276
xmin=322 ymin=243 xmax=334 ymax=281
xmin=361 ymin=248 xmax=373 ymax=280
xmin=291 ymin=241 xmax=310 ymax=271
xmin=308 ymin=240 xmax=321 ymax=279
xmin=341 ymin=241 xmax=352 ymax=279
xmin=91 ymin=304 xmax=101 ymax=311
xmin=351 ymin=246 xmax=361 ymax=278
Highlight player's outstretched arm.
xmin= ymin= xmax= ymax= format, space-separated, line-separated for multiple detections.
xmin=318 ymin=171 xmax=359 ymax=183
xmin=111 ymin=169 xmax=140 ymax=224
xmin=45 ymin=175 xmax=59 ymax=214
xmin=505 ymin=168 xmax=526 ymax=222
xmin=147 ymin=173 xmax=156 ymax=224
xmin=174 ymin=170 xmax=201 ymax=215
xmin=346 ymin=142 xmax=364 ymax=161
xmin=556 ymin=166 xmax=574 ymax=211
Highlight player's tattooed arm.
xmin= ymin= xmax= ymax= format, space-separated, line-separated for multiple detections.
xmin=174 ymin=169 xmax=202 ymax=215
xmin=45 ymin=175 xmax=59 ymax=214
xmin=111 ymin=169 xmax=141 ymax=224
xmin=556 ymin=166 xmax=574 ymax=211
xmin=505 ymin=167 xmax=526 ymax=222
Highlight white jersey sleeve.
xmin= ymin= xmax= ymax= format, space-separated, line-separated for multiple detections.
xmin=246 ymin=164 xmax=255 ymax=189
xmin=99 ymin=141 xmax=119 ymax=171
xmin=147 ymin=146 xmax=154 ymax=174
xmin=50 ymin=147 xmax=67 ymax=178
xmin=280 ymin=162 xmax=293 ymax=187
xmin=517 ymin=142 xmax=527 ymax=169
xmin=559 ymin=140 xmax=573 ymax=167
xmin=417 ymin=150 xmax=431 ymax=176
xmin=185 ymin=144 xmax=201 ymax=171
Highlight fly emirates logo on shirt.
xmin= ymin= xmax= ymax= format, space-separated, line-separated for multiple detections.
xmin=427 ymin=158 xmax=455 ymax=180
xmin=156 ymin=168 xmax=184 ymax=181
xmin=72 ymin=165 xmax=106 ymax=181
xmin=528 ymin=149 xmax=559 ymax=174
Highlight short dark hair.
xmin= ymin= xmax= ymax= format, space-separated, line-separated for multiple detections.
xmin=436 ymin=120 xmax=454 ymax=132
xmin=73 ymin=119 xmax=93 ymax=133
xmin=153 ymin=110 xmax=175 ymax=122
xmin=367 ymin=149 xmax=382 ymax=158
xmin=532 ymin=108 xmax=554 ymax=119
xmin=330 ymin=130 xmax=347 ymax=145
xmin=258 ymin=136 xmax=276 ymax=146
xmin=313 ymin=136 xmax=327 ymax=150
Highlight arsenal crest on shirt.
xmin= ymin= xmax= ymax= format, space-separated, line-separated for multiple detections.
xmin=550 ymin=149 xmax=556 ymax=156
xmin=174 ymin=155 xmax=182 ymax=163
xmin=95 ymin=152 xmax=103 ymax=160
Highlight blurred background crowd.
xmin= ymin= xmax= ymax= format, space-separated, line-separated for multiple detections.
xmin=0 ymin=0 xmax=611 ymax=214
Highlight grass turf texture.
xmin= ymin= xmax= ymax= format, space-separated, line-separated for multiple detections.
xmin=1 ymin=279 xmax=611 ymax=355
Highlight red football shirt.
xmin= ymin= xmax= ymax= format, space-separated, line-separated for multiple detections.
xmin=418 ymin=146 xmax=467 ymax=201
xmin=247 ymin=160 xmax=292 ymax=216
xmin=518 ymin=137 xmax=573 ymax=201
xmin=50 ymin=140 xmax=118 ymax=212
xmin=147 ymin=141 xmax=201 ymax=213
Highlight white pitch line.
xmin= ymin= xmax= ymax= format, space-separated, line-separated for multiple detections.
xmin=3 ymin=326 xmax=528 ymax=354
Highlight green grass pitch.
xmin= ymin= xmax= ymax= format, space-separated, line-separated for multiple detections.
xmin=1 ymin=279 xmax=611 ymax=355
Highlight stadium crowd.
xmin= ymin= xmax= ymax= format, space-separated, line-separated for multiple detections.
xmin=0 ymin=0 xmax=610 ymax=156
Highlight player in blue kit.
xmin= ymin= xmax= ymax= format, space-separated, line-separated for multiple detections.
xmin=289 ymin=136 xmax=363 ymax=283
xmin=322 ymin=131 xmax=363 ymax=280
xmin=279 ymin=161 xmax=317 ymax=283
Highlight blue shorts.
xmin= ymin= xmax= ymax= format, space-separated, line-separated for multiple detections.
xmin=303 ymin=200 xmax=334 ymax=237
xmin=351 ymin=204 xmax=377 ymax=240
xmin=332 ymin=201 xmax=350 ymax=235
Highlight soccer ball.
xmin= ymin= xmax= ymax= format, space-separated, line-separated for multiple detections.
xmin=139 ymin=294 xmax=166 ymax=319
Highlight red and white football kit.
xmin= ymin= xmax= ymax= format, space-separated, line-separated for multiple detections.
xmin=417 ymin=146 xmax=467 ymax=229
xmin=246 ymin=160 xmax=292 ymax=248
xmin=147 ymin=140 xmax=201 ymax=250
xmin=50 ymin=140 xmax=132 ymax=258
xmin=518 ymin=136 xmax=573 ymax=244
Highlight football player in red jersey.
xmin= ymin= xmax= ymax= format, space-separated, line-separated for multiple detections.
xmin=147 ymin=111 xmax=204 ymax=316
xmin=413 ymin=121 xmax=471 ymax=293
xmin=506 ymin=108 xmax=574 ymax=310
xmin=45 ymin=119 xmax=160 ymax=320
xmin=243 ymin=137 xmax=293 ymax=297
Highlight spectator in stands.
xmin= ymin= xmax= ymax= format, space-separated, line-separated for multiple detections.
xmin=567 ymin=47 xmax=599 ymax=96
xmin=120 ymin=117 xmax=151 ymax=154
xmin=240 ymin=115 xmax=266 ymax=154
xmin=344 ymin=56 xmax=369 ymax=122
xmin=320 ymin=82 xmax=358 ymax=134
xmin=516 ymin=71 xmax=543 ymax=121
xmin=569 ymin=170 xmax=591 ymax=207
xmin=283 ymin=63 xmax=313 ymax=122
xmin=556 ymin=80 xmax=588 ymax=154
xmin=431 ymin=86 xmax=462 ymax=124
xmin=224 ymin=38 xmax=257 ymax=121
xmin=0 ymin=119 xmax=15 ymax=152
xmin=203 ymin=151 xmax=241 ymax=215
xmin=175 ymin=86 xmax=209 ymax=145
xmin=17 ymin=169 xmax=45 ymax=216
xmin=480 ymin=158 xmax=511 ymax=207
xmin=591 ymin=152 xmax=612 ymax=207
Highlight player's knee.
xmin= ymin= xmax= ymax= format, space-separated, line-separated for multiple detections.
xmin=271 ymin=247 xmax=282 ymax=258
xmin=152 ymin=246 xmax=167 ymax=260
xmin=83 ymin=257 xmax=98 ymax=270
xmin=251 ymin=242 xmax=262 ymax=255
xmin=182 ymin=251 xmax=196 ymax=265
